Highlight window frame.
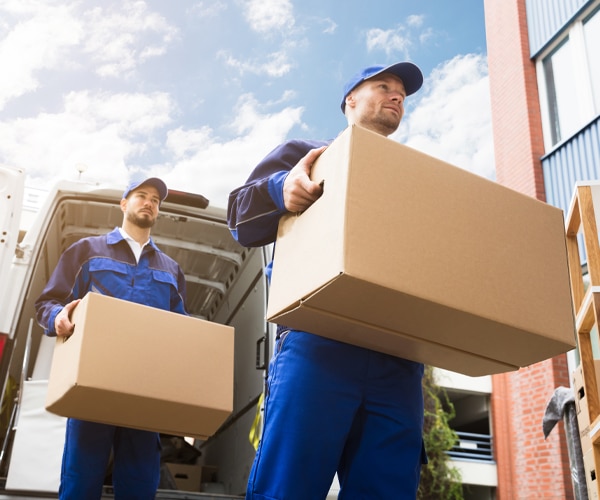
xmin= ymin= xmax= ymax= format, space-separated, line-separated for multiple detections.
xmin=535 ymin=1 xmax=599 ymax=151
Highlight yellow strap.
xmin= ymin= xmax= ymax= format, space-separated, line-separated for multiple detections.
xmin=249 ymin=392 xmax=264 ymax=450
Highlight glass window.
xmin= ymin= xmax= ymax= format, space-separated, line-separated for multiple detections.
xmin=583 ymin=7 xmax=600 ymax=113
xmin=542 ymin=38 xmax=580 ymax=145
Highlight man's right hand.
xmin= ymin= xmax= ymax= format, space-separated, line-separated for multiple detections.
xmin=54 ymin=299 xmax=81 ymax=337
xmin=283 ymin=146 xmax=327 ymax=213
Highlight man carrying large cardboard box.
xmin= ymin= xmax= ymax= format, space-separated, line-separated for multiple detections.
xmin=35 ymin=176 xmax=187 ymax=500
xmin=228 ymin=62 xmax=426 ymax=500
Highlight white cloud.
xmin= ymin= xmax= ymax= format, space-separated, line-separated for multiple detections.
xmin=366 ymin=26 xmax=411 ymax=58
xmin=82 ymin=1 xmax=178 ymax=78
xmin=0 ymin=2 xmax=82 ymax=109
xmin=0 ymin=0 xmax=177 ymax=110
xmin=319 ymin=17 xmax=337 ymax=34
xmin=0 ymin=83 xmax=301 ymax=209
xmin=218 ymin=49 xmax=293 ymax=77
xmin=0 ymin=90 xmax=175 ymax=186
xmin=419 ymin=27 xmax=435 ymax=45
xmin=167 ymin=127 xmax=215 ymax=160
xmin=242 ymin=0 xmax=294 ymax=34
xmin=393 ymin=54 xmax=495 ymax=180
xmin=365 ymin=15 xmax=441 ymax=58
xmin=161 ymin=94 xmax=304 ymax=208
xmin=0 ymin=0 xmax=51 ymax=16
xmin=188 ymin=1 xmax=227 ymax=19
xmin=406 ymin=15 xmax=424 ymax=27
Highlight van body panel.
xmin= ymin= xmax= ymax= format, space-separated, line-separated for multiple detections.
xmin=0 ymin=166 xmax=25 ymax=337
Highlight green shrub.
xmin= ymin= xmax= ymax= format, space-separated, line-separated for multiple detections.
xmin=417 ymin=365 xmax=464 ymax=500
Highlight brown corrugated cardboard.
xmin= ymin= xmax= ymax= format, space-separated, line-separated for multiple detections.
xmin=266 ymin=124 xmax=575 ymax=376
xmin=573 ymin=362 xmax=600 ymax=453
xmin=165 ymin=463 xmax=217 ymax=492
xmin=46 ymin=292 xmax=234 ymax=439
xmin=583 ymin=448 xmax=599 ymax=500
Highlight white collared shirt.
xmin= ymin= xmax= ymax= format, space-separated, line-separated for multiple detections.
xmin=118 ymin=227 xmax=149 ymax=263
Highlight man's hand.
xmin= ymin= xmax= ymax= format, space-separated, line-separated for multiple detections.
xmin=54 ymin=299 xmax=81 ymax=337
xmin=283 ymin=146 xmax=327 ymax=213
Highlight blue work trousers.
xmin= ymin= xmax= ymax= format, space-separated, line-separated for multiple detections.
xmin=59 ymin=418 xmax=161 ymax=500
xmin=247 ymin=330 xmax=425 ymax=500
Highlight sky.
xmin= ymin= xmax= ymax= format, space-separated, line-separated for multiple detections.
xmin=0 ymin=0 xmax=493 ymax=209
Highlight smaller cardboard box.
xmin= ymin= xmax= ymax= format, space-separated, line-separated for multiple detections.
xmin=46 ymin=292 xmax=234 ymax=439
xmin=267 ymin=125 xmax=575 ymax=376
xmin=165 ymin=463 xmax=217 ymax=491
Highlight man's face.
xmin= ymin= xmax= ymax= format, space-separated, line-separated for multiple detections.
xmin=345 ymin=73 xmax=407 ymax=136
xmin=122 ymin=185 xmax=161 ymax=229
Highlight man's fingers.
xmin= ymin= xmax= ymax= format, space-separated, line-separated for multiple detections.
xmin=64 ymin=299 xmax=81 ymax=313
xmin=303 ymin=146 xmax=327 ymax=170
xmin=55 ymin=299 xmax=81 ymax=337
xmin=283 ymin=146 xmax=328 ymax=212
xmin=298 ymin=146 xmax=327 ymax=191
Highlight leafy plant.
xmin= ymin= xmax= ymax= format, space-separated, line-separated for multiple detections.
xmin=417 ymin=365 xmax=464 ymax=500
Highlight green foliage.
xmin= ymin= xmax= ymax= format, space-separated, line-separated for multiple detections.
xmin=417 ymin=365 xmax=464 ymax=500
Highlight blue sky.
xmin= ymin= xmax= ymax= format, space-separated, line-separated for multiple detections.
xmin=0 ymin=0 xmax=493 ymax=209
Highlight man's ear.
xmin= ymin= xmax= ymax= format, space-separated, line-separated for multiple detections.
xmin=345 ymin=92 xmax=356 ymax=110
xmin=120 ymin=198 xmax=127 ymax=213
xmin=345 ymin=93 xmax=353 ymax=108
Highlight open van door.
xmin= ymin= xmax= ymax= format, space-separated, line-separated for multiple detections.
xmin=0 ymin=166 xmax=24 ymax=347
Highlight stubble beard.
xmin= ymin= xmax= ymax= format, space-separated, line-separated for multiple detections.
xmin=375 ymin=110 xmax=401 ymax=136
xmin=126 ymin=211 xmax=155 ymax=229
xmin=376 ymin=118 xmax=399 ymax=136
xmin=359 ymin=110 xmax=400 ymax=137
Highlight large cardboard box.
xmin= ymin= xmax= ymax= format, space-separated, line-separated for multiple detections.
xmin=46 ymin=292 xmax=234 ymax=439
xmin=267 ymin=125 xmax=575 ymax=376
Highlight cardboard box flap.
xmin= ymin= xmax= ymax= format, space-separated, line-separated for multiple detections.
xmin=269 ymin=297 xmax=520 ymax=377
xmin=268 ymin=273 xmax=342 ymax=317
xmin=269 ymin=274 xmax=573 ymax=370
xmin=46 ymin=386 xmax=226 ymax=439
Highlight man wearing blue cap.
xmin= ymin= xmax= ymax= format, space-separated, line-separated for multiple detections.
xmin=35 ymin=177 xmax=187 ymax=499
xmin=228 ymin=62 xmax=427 ymax=499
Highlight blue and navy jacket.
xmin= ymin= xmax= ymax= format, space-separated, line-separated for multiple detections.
xmin=227 ymin=138 xmax=331 ymax=250
xmin=35 ymin=227 xmax=187 ymax=336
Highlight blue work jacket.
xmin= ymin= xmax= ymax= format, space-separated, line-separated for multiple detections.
xmin=35 ymin=227 xmax=187 ymax=336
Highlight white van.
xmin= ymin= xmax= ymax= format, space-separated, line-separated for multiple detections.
xmin=0 ymin=165 xmax=273 ymax=499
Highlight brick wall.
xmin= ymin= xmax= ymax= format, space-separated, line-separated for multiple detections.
xmin=483 ymin=0 xmax=573 ymax=498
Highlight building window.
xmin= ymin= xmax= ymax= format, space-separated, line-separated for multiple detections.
xmin=542 ymin=39 xmax=579 ymax=145
xmin=537 ymin=4 xmax=600 ymax=150
xmin=583 ymin=7 xmax=600 ymax=113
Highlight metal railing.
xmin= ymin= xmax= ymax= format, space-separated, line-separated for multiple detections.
xmin=447 ymin=431 xmax=495 ymax=463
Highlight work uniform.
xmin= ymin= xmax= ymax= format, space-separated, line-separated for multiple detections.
xmin=228 ymin=139 xmax=426 ymax=500
xmin=36 ymin=227 xmax=187 ymax=500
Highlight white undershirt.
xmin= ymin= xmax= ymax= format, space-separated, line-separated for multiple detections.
xmin=118 ymin=227 xmax=149 ymax=263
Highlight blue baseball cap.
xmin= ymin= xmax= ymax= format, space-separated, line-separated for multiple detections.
xmin=341 ymin=62 xmax=424 ymax=112
xmin=123 ymin=177 xmax=168 ymax=202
